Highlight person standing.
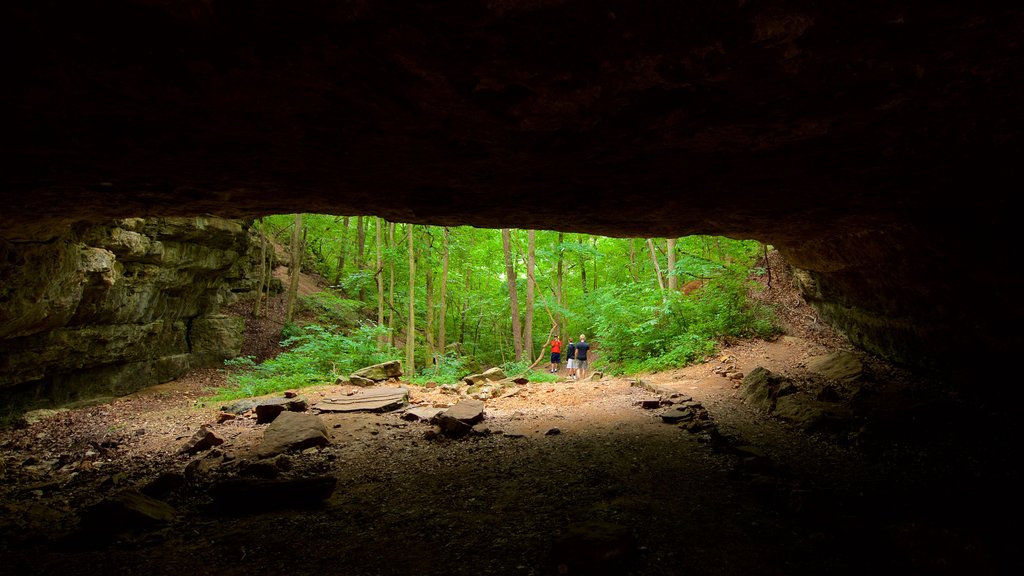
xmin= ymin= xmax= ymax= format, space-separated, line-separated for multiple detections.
xmin=548 ymin=335 xmax=562 ymax=373
xmin=564 ymin=337 xmax=577 ymax=380
xmin=574 ymin=334 xmax=590 ymax=381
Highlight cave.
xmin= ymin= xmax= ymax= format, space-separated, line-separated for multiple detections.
xmin=1 ymin=2 xmax=1021 ymax=574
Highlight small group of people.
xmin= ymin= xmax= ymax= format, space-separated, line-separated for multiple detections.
xmin=547 ymin=332 xmax=590 ymax=380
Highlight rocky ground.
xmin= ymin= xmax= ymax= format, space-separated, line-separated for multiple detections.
xmin=0 ymin=253 xmax=1017 ymax=576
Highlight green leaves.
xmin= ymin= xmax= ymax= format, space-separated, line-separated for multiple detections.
xmin=240 ymin=214 xmax=783 ymax=383
xmin=589 ymin=264 xmax=780 ymax=374
xmin=210 ymin=323 xmax=399 ymax=400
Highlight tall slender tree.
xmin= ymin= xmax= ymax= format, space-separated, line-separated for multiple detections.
xmin=424 ymin=228 xmax=435 ymax=364
xmin=406 ymin=223 xmax=416 ymax=374
xmin=388 ymin=222 xmax=396 ymax=347
xmin=332 ymin=216 xmax=349 ymax=286
xmin=286 ymin=214 xmax=303 ymax=323
xmin=591 ymin=235 xmax=599 ymax=291
xmin=438 ymin=227 xmax=450 ymax=356
xmin=252 ymin=218 xmax=267 ymax=317
xmin=356 ymin=216 xmax=367 ymax=301
xmin=501 ymin=228 xmax=524 ymax=361
xmin=459 ymin=267 xmax=471 ymax=344
xmin=376 ymin=217 xmax=385 ymax=345
xmin=647 ymin=238 xmax=665 ymax=293
xmin=556 ymin=231 xmax=565 ymax=341
xmin=667 ymin=238 xmax=678 ymax=291
xmin=524 ymin=229 xmax=536 ymax=360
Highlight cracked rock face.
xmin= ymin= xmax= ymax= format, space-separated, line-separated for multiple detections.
xmin=2 ymin=1 xmax=1021 ymax=387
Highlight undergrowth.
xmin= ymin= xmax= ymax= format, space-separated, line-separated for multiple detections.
xmin=207 ymin=323 xmax=397 ymax=401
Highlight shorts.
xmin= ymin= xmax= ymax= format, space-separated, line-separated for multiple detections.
xmin=567 ymin=359 xmax=576 ymax=369
xmin=550 ymin=352 xmax=560 ymax=363
xmin=576 ymin=360 xmax=588 ymax=371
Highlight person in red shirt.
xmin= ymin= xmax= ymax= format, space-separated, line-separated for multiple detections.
xmin=548 ymin=335 xmax=562 ymax=374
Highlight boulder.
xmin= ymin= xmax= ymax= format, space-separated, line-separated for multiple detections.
xmin=350 ymin=360 xmax=403 ymax=383
xmin=257 ymin=411 xmax=330 ymax=458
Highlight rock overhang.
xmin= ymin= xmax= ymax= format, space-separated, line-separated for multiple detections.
xmin=2 ymin=0 xmax=1021 ymax=385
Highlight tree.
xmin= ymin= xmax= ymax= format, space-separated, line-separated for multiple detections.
xmin=356 ymin=216 xmax=366 ymax=300
xmin=459 ymin=267 xmax=471 ymax=344
xmin=388 ymin=221 xmax=396 ymax=347
xmin=579 ymin=233 xmax=588 ymax=294
xmin=332 ymin=216 xmax=349 ymax=286
xmin=286 ymin=214 xmax=303 ymax=323
xmin=438 ymin=227 xmax=450 ymax=356
xmin=627 ymin=238 xmax=639 ymax=282
xmin=502 ymin=228 xmax=524 ymax=361
xmin=524 ymin=229 xmax=536 ymax=360
xmin=424 ymin=227 xmax=435 ymax=363
xmin=556 ymin=231 xmax=565 ymax=341
xmin=647 ymin=238 xmax=665 ymax=292
xmin=376 ymin=217 xmax=385 ymax=346
xmin=667 ymin=238 xmax=678 ymax=291
xmin=406 ymin=223 xmax=416 ymax=374
xmin=252 ymin=218 xmax=267 ymax=317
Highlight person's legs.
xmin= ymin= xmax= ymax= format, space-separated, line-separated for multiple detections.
xmin=577 ymin=360 xmax=587 ymax=380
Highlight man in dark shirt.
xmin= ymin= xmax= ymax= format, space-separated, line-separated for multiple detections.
xmin=575 ymin=334 xmax=590 ymax=380
xmin=564 ymin=337 xmax=576 ymax=380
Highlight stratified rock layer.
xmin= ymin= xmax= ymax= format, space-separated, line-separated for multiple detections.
xmin=0 ymin=217 xmax=261 ymax=406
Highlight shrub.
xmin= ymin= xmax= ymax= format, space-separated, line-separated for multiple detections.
xmin=209 ymin=323 xmax=399 ymax=401
xmin=298 ymin=291 xmax=364 ymax=326
xmin=590 ymin=268 xmax=780 ymax=374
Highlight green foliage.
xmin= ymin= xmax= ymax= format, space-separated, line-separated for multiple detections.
xmin=254 ymin=214 xmax=783 ymax=381
xmin=299 ymin=291 xmax=364 ymax=326
xmin=208 ymin=324 xmax=399 ymax=401
xmin=499 ymin=360 xmax=560 ymax=383
xmin=407 ymin=352 xmax=478 ymax=385
xmin=337 ymin=269 xmax=375 ymax=299
xmin=591 ymin=262 xmax=780 ymax=375
xmin=280 ymin=321 xmax=304 ymax=342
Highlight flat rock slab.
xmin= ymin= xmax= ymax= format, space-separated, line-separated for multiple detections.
xmin=402 ymin=406 xmax=445 ymax=421
xmin=314 ymin=386 xmax=410 ymax=413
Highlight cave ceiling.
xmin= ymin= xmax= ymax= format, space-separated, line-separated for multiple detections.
xmin=2 ymin=1 xmax=1022 ymax=380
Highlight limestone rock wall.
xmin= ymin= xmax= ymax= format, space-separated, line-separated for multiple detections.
xmin=0 ymin=217 xmax=261 ymax=407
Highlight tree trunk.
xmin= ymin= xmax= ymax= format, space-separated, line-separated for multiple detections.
xmin=376 ymin=217 xmax=385 ymax=346
xmin=647 ymin=238 xmax=665 ymax=292
xmin=356 ymin=216 xmax=366 ymax=301
xmin=286 ymin=214 xmax=303 ymax=323
xmin=524 ymin=229 xmax=536 ymax=361
xmin=459 ymin=268 xmax=471 ymax=344
xmin=667 ymin=238 xmax=678 ymax=291
xmin=388 ymin=221 xmax=396 ymax=347
xmin=591 ymin=235 xmax=599 ymax=291
xmin=438 ymin=227 xmax=450 ymax=357
xmin=472 ymin=310 xmax=483 ymax=356
xmin=252 ymin=218 xmax=266 ymax=317
xmin=406 ymin=223 xmax=416 ymax=375
xmin=556 ymin=231 xmax=564 ymax=342
xmin=628 ymin=238 xmax=639 ymax=282
xmin=425 ymin=235 xmax=435 ymax=365
xmin=579 ymin=234 xmax=588 ymax=294
xmin=501 ymin=228 xmax=524 ymax=361
xmin=332 ymin=216 xmax=349 ymax=286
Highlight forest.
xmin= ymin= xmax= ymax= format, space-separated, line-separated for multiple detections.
xmin=220 ymin=214 xmax=781 ymax=399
